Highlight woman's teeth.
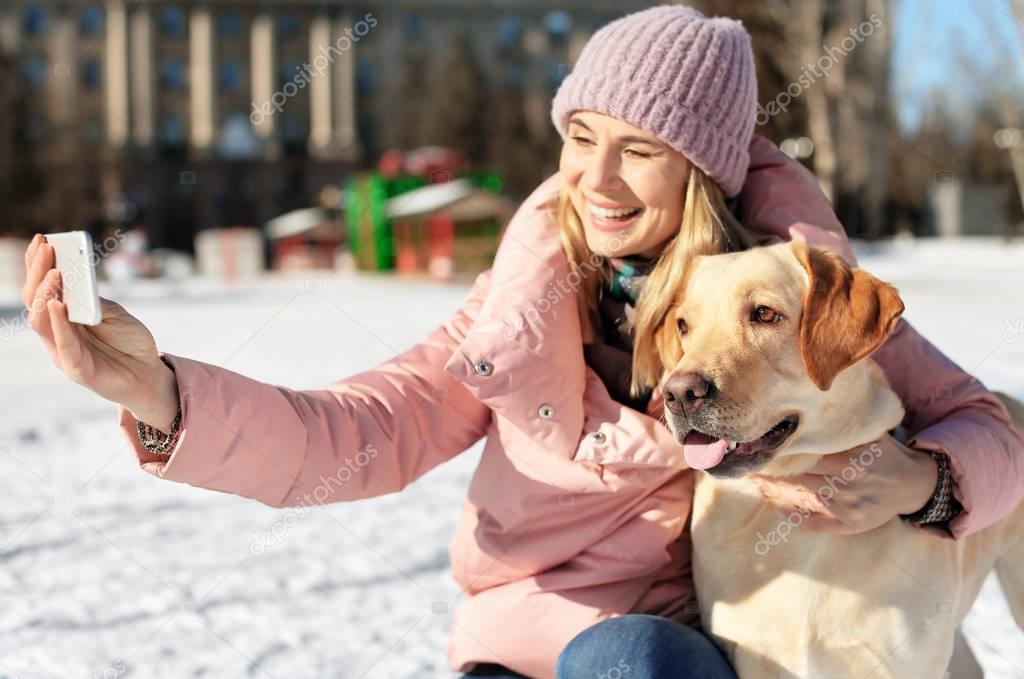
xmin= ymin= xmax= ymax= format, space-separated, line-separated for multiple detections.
xmin=588 ymin=203 xmax=642 ymax=220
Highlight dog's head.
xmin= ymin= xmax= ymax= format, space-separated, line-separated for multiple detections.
xmin=652 ymin=242 xmax=904 ymax=477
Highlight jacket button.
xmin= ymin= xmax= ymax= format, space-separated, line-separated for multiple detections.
xmin=537 ymin=403 xmax=555 ymax=419
xmin=589 ymin=431 xmax=607 ymax=444
xmin=473 ymin=360 xmax=493 ymax=376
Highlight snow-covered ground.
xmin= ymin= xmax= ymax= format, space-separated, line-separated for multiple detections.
xmin=0 ymin=237 xmax=1022 ymax=678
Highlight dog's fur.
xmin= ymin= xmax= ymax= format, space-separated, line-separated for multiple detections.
xmin=651 ymin=242 xmax=1024 ymax=678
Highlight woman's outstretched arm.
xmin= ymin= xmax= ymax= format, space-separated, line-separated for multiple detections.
xmin=23 ymin=231 xmax=493 ymax=509
xmin=118 ymin=269 xmax=493 ymax=507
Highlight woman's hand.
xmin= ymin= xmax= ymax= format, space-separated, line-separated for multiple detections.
xmin=22 ymin=234 xmax=179 ymax=432
xmin=753 ymin=434 xmax=940 ymax=535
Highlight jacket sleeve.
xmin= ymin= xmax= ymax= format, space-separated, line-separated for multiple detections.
xmin=116 ymin=270 xmax=494 ymax=508
xmin=740 ymin=133 xmax=1024 ymax=540
xmin=740 ymin=134 xmax=857 ymax=263
xmin=870 ymin=319 xmax=1024 ymax=539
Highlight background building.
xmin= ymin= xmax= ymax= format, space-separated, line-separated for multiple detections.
xmin=0 ymin=0 xmax=641 ymax=251
xmin=2 ymin=0 xmax=1022 ymax=250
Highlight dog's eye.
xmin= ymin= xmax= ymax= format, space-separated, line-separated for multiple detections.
xmin=677 ymin=318 xmax=688 ymax=335
xmin=752 ymin=306 xmax=782 ymax=324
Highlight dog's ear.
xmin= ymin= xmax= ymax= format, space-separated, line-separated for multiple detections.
xmin=630 ymin=301 xmax=682 ymax=399
xmin=794 ymin=243 xmax=904 ymax=391
xmin=630 ymin=258 xmax=694 ymax=399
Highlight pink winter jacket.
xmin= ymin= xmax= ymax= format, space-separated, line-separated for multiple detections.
xmin=116 ymin=135 xmax=1024 ymax=678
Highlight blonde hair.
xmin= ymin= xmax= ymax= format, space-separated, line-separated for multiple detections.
xmin=557 ymin=168 xmax=756 ymax=399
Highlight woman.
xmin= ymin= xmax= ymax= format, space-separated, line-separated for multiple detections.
xmin=22 ymin=5 xmax=1023 ymax=678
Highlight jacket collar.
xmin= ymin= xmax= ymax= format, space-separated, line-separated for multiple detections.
xmin=442 ymin=173 xmax=676 ymax=458
xmin=443 ymin=173 xmax=589 ymax=452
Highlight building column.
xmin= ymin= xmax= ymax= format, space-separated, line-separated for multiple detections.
xmin=334 ymin=14 xmax=359 ymax=160
xmin=48 ymin=10 xmax=74 ymax=121
xmin=250 ymin=12 xmax=275 ymax=142
xmin=103 ymin=0 xmax=129 ymax=147
xmin=308 ymin=13 xmax=333 ymax=155
xmin=129 ymin=6 xmax=153 ymax=146
xmin=189 ymin=6 xmax=215 ymax=150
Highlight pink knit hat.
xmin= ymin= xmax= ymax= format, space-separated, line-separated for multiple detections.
xmin=550 ymin=4 xmax=757 ymax=197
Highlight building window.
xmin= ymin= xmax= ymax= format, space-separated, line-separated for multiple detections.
xmin=356 ymin=61 xmax=375 ymax=95
xmin=278 ymin=12 xmax=301 ymax=41
xmin=278 ymin=58 xmax=301 ymax=91
xmin=79 ymin=5 xmax=104 ymax=36
xmin=548 ymin=61 xmax=568 ymax=90
xmin=218 ymin=112 xmax=260 ymax=159
xmin=159 ymin=112 xmax=186 ymax=146
xmin=159 ymin=6 xmax=187 ymax=38
xmin=403 ymin=12 xmax=423 ymax=41
xmin=20 ymin=56 xmax=47 ymax=88
xmin=84 ymin=117 xmax=103 ymax=144
xmin=543 ymin=11 xmax=571 ymax=48
xmin=218 ymin=12 xmax=242 ymax=40
xmin=282 ymin=114 xmax=307 ymax=146
xmin=23 ymin=4 xmax=46 ymax=36
xmin=160 ymin=58 xmax=186 ymax=90
xmin=219 ymin=60 xmax=242 ymax=92
xmin=496 ymin=16 xmax=521 ymax=50
xmin=81 ymin=59 xmax=102 ymax=89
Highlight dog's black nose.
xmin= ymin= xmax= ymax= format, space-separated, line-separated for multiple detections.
xmin=663 ymin=372 xmax=716 ymax=414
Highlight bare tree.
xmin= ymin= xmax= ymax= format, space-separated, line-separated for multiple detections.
xmin=701 ymin=0 xmax=896 ymax=235
xmin=422 ymin=29 xmax=489 ymax=165
xmin=790 ymin=0 xmax=838 ymax=202
xmin=488 ymin=79 xmax=548 ymax=199
xmin=953 ymin=0 xmax=1024 ymax=236
xmin=861 ymin=0 xmax=892 ymax=239
xmin=998 ymin=0 xmax=1024 ymax=233
xmin=829 ymin=0 xmax=893 ymax=238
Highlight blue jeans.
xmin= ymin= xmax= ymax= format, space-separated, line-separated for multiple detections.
xmin=460 ymin=614 xmax=736 ymax=678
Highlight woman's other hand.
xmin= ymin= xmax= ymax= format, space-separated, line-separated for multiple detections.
xmin=753 ymin=434 xmax=940 ymax=535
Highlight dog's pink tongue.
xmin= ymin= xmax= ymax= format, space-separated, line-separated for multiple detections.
xmin=683 ymin=432 xmax=729 ymax=469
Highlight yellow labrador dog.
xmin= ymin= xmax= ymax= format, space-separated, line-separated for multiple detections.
xmin=650 ymin=242 xmax=1024 ymax=678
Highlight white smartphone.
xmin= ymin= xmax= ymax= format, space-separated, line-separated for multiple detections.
xmin=44 ymin=230 xmax=102 ymax=326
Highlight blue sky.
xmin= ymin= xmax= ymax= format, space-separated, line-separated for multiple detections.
xmin=892 ymin=0 xmax=1024 ymax=131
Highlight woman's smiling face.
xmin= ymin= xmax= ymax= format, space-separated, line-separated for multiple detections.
xmin=559 ymin=111 xmax=692 ymax=259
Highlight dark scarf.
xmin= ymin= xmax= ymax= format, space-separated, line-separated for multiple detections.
xmin=582 ymin=253 xmax=658 ymax=413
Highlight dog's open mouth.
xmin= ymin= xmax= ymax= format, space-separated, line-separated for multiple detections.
xmin=682 ymin=415 xmax=799 ymax=471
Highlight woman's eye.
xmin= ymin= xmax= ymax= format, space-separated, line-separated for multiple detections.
xmin=625 ymin=148 xmax=649 ymax=158
xmin=572 ymin=135 xmax=593 ymax=146
xmin=677 ymin=318 xmax=688 ymax=335
xmin=752 ymin=306 xmax=782 ymax=324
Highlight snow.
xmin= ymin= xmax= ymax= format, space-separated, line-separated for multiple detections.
xmin=1 ymin=238 xmax=1022 ymax=678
